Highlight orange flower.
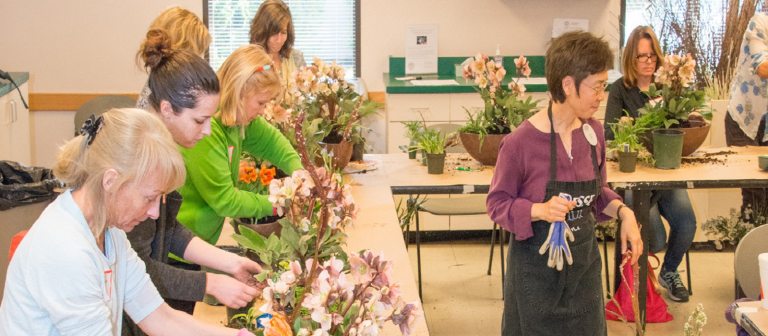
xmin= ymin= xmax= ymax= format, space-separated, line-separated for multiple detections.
xmin=264 ymin=312 xmax=292 ymax=336
xmin=239 ymin=166 xmax=258 ymax=184
xmin=259 ymin=164 xmax=277 ymax=186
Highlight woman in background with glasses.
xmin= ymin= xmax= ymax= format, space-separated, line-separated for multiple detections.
xmin=604 ymin=25 xmax=697 ymax=303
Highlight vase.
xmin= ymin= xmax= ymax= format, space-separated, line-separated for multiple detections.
xmin=652 ymin=129 xmax=684 ymax=169
xmin=317 ymin=139 xmax=353 ymax=170
xmin=426 ymin=153 xmax=446 ymax=174
xmin=617 ymin=151 xmax=638 ymax=173
xmin=459 ymin=132 xmax=507 ymax=166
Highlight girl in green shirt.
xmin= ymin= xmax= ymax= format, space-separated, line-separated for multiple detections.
xmin=178 ymin=44 xmax=302 ymax=245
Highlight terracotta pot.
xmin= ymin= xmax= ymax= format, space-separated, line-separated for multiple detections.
xmin=641 ymin=121 xmax=710 ymax=157
xmin=316 ymin=139 xmax=353 ymax=170
xmin=459 ymin=132 xmax=507 ymax=166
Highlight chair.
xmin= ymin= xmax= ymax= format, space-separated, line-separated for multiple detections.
xmin=734 ymin=224 xmax=768 ymax=299
xmin=74 ymin=95 xmax=136 ymax=135
xmin=409 ymin=123 xmax=506 ymax=300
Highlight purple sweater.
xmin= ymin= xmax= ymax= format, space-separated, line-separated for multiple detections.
xmin=486 ymin=118 xmax=620 ymax=241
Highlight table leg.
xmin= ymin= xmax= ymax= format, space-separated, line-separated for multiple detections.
xmin=633 ymin=189 xmax=653 ymax=333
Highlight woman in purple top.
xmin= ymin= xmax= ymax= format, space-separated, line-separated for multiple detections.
xmin=487 ymin=31 xmax=643 ymax=335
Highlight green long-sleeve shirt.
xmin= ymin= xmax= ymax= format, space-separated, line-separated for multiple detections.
xmin=177 ymin=116 xmax=303 ymax=244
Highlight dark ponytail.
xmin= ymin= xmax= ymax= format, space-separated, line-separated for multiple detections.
xmin=137 ymin=29 xmax=220 ymax=113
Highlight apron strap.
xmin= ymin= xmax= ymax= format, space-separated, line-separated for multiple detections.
xmin=547 ymin=102 xmax=601 ymax=186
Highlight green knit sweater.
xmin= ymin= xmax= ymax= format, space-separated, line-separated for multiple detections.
xmin=177 ymin=116 xmax=303 ymax=244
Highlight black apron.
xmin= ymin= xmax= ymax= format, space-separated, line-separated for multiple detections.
xmin=502 ymin=105 xmax=606 ymax=335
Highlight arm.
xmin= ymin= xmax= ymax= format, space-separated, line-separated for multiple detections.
xmin=137 ymin=303 xmax=250 ymax=336
xmin=745 ymin=14 xmax=768 ymax=77
xmin=243 ymin=117 xmax=303 ymax=174
xmin=183 ymin=237 xmax=262 ymax=308
xmin=126 ymin=220 xmax=206 ymax=302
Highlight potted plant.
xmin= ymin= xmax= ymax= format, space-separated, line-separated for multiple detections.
xmin=413 ymin=128 xmax=454 ymax=174
xmin=459 ymin=54 xmax=539 ymax=165
xmin=608 ymin=116 xmax=648 ymax=173
xmin=400 ymin=121 xmax=423 ymax=159
xmin=233 ymin=152 xmax=283 ymax=235
xmin=229 ymin=109 xmax=420 ymax=335
xmin=635 ymin=53 xmax=712 ymax=168
xmin=291 ymin=58 xmax=380 ymax=170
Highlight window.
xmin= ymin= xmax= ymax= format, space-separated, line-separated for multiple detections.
xmin=204 ymin=0 xmax=360 ymax=77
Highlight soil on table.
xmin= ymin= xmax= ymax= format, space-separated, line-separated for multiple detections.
xmin=680 ymin=150 xmax=735 ymax=166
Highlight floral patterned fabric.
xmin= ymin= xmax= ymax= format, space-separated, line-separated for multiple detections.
xmin=728 ymin=13 xmax=768 ymax=142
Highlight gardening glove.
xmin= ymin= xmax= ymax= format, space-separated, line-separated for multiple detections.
xmin=538 ymin=193 xmax=576 ymax=271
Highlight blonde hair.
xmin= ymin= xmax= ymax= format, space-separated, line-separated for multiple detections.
xmin=216 ymin=44 xmax=282 ymax=126
xmin=54 ymin=108 xmax=186 ymax=236
xmin=622 ymin=26 xmax=664 ymax=88
xmin=147 ymin=7 xmax=210 ymax=56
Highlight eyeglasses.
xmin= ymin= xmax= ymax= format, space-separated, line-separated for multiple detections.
xmin=636 ymin=53 xmax=658 ymax=63
xmin=583 ymin=81 xmax=608 ymax=96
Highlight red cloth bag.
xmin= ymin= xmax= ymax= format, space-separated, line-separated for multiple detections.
xmin=605 ymin=255 xmax=673 ymax=323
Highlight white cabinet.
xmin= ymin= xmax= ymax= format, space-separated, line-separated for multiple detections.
xmin=0 ymin=82 xmax=31 ymax=165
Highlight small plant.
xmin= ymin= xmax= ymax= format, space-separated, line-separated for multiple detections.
xmin=238 ymin=152 xmax=277 ymax=195
xmin=683 ymin=303 xmax=707 ymax=336
xmin=701 ymin=208 xmax=763 ymax=247
xmin=608 ymin=116 xmax=649 ymax=155
xmin=395 ymin=195 xmax=427 ymax=232
xmin=415 ymin=128 xmax=447 ymax=154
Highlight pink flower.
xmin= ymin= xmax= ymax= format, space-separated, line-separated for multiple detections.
xmin=514 ymin=55 xmax=531 ymax=78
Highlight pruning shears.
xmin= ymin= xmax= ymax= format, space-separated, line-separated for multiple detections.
xmin=538 ymin=193 xmax=575 ymax=271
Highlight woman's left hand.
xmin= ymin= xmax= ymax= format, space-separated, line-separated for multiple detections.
xmin=618 ymin=208 xmax=643 ymax=265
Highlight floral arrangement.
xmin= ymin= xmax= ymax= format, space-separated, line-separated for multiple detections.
xmin=231 ymin=111 xmax=420 ymax=336
xmin=460 ymin=54 xmax=538 ymax=136
xmin=238 ymin=153 xmax=277 ymax=195
xmin=636 ymin=53 xmax=711 ymax=129
xmin=292 ymin=58 xmax=380 ymax=147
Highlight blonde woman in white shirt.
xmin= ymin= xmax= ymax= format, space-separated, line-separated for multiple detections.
xmin=0 ymin=108 xmax=253 ymax=336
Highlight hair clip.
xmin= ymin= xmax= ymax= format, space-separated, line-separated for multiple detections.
xmin=79 ymin=114 xmax=104 ymax=146
xmin=255 ymin=64 xmax=272 ymax=72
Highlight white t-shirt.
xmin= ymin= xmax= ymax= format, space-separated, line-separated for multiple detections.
xmin=0 ymin=190 xmax=163 ymax=335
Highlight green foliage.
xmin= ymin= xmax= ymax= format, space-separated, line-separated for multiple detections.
xmin=395 ymin=195 xmax=427 ymax=232
xmin=607 ymin=113 xmax=649 ymax=154
xmin=413 ymin=128 xmax=449 ymax=154
xmin=460 ymin=93 xmax=539 ymax=136
xmin=636 ymin=84 xmax=711 ymax=130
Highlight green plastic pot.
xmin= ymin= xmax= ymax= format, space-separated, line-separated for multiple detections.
xmin=652 ymin=129 xmax=684 ymax=169
xmin=426 ymin=153 xmax=446 ymax=174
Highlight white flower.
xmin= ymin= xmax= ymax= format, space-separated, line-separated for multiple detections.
xmin=311 ymin=309 xmax=333 ymax=331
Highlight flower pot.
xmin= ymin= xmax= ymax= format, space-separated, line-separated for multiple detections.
xmin=652 ymin=129 xmax=684 ymax=169
xmin=617 ymin=151 xmax=638 ymax=173
xmin=233 ymin=216 xmax=282 ymax=237
xmin=420 ymin=150 xmax=427 ymax=166
xmin=459 ymin=132 xmax=507 ymax=166
xmin=426 ymin=153 xmax=446 ymax=174
xmin=408 ymin=141 xmax=417 ymax=159
xmin=641 ymin=121 xmax=711 ymax=157
xmin=350 ymin=142 xmax=364 ymax=162
xmin=317 ymin=139 xmax=353 ymax=170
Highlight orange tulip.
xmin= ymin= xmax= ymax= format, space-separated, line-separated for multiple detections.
xmin=260 ymin=166 xmax=277 ymax=186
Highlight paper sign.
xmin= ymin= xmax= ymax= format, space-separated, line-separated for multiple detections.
xmin=406 ymin=24 xmax=439 ymax=74
xmin=552 ymin=18 xmax=589 ymax=38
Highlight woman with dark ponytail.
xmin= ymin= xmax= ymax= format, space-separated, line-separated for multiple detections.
xmin=121 ymin=26 xmax=262 ymax=336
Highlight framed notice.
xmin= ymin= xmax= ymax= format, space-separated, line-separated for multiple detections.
xmin=552 ymin=18 xmax=589 ymax=38
xmin=405 ymin=24 xmax=438 ymax=75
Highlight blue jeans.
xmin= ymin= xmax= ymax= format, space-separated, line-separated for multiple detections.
xmin=648 ymin=189 xmax=697 ymax=273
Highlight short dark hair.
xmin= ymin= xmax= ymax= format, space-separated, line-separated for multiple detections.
xmin=249 ymin=0 xmax=295 ymax=59
xmin=546 ymin=31 xmax=614 ymax=103
xmin=139 ymin=29 xmax=220 ymax=113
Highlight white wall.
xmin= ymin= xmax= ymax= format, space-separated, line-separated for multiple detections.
xmin=362 ymin=0 xmax=621 ymax=91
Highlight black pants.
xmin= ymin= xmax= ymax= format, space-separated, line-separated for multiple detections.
xmin=725 ymin=112 xmax=768 ymax=221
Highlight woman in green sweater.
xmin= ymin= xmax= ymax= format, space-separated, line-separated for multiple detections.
xmin=178 ymin=44 xmax=302 ymax=245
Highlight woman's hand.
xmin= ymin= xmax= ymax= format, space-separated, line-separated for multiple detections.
xmin=206 ymin=273 xmax=259 ymax=308
xmin=618 ymin=207 xmax=643 ymax=265
xmin=532 ymin=196 xmax=577 ymax=223
xmin=229 ymin=256 xmax=263 ymax=286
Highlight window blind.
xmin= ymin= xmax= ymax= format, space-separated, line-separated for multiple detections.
xmin=206 ymin=0 xmax=359 ymax=77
